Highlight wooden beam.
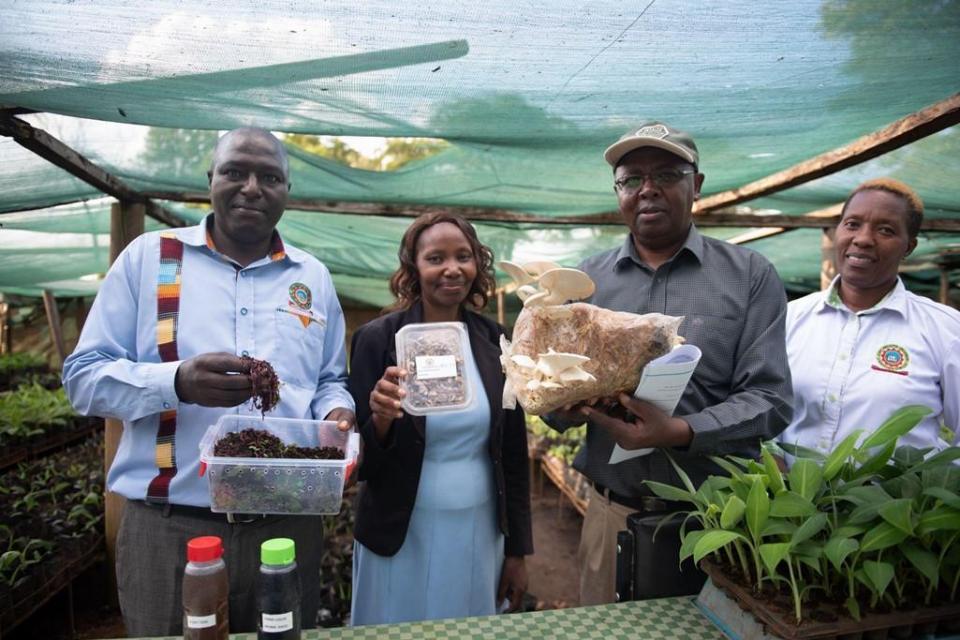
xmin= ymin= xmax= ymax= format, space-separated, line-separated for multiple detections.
xmin=697 ymin=212 xmax=836 ymax=228
xmin=139 ymin=190 xmax=629 ymax=225
xmin=144 ymin=200 xmax=188 ymax=229
xmin=725 ymin=203 xmax=845 ymax=244
xmin=1 ymin=115 xmax=142 ymax=201
xmin=0 ymin=114 xmax=188 ymax=227
xmin=41 ymin=289 xmax=66 ymax=365
xmin=139 ymin=188 xmax=960 ymax=231
xmin=726 ymin=227 xmax=786 ymax=245
xmin=695 ymin=211 xmax=960 ymax=231
xmin=695 ymin=93 xmax=960 ymax=213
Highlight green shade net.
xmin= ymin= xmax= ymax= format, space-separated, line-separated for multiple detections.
xmin=1 ymin=0 xmax=958 ymax=302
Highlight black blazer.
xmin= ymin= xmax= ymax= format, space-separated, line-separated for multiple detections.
xmin=349 ymin=302 xmax=533 ymax=557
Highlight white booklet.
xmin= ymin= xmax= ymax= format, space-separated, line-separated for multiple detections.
xmin=608 ymin=344 xmax=702 ymax=464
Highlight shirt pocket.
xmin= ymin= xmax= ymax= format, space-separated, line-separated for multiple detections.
xmin=679 ymin=313 xmax=740 ymax=390
xmin=272 ymin=308 xmax=326 ymax=387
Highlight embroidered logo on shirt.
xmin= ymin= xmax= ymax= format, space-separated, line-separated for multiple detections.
xmin=872 ymin=344 xmax=909 ymax=376
xmin=279 ymin=283 xmax=323 ymax=328
xmin=277 ymin=305 xmax=325 ymax=329
xmin=289 ymin=282 xmax=312 ymax=310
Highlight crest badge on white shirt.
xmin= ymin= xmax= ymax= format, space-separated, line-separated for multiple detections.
xmin=872 ymin=344 xmax=909 ymax=376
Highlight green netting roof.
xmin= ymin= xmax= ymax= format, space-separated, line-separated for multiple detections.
xmin=1 ymin=1 xmax=958 ymax=304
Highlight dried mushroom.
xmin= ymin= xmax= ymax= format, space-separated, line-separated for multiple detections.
xmin=396 ymin=323 xmax=471 ymax=414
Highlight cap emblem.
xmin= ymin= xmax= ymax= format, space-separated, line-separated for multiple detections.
xmin=635 ymin=124 xmax=669 ymax=139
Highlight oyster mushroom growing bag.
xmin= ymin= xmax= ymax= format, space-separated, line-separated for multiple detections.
xmin=501 ymin=303 xmax=684 ymax=415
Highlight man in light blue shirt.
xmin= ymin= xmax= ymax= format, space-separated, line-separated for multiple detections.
xmin=63 ymin=127 xmax=355 ymax=635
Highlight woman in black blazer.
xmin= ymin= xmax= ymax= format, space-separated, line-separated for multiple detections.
xmin=348 ymin=212 xmax=532 ymax=625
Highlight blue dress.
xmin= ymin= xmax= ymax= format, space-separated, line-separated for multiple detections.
xmin=351 ymin=346 xmax=503 ymax=625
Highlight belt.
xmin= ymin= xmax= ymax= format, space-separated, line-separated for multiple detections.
xmin=593 ymin=482 xmax=674 ymax=512
xmin=140 ymin=499 xmax=270 ymax=524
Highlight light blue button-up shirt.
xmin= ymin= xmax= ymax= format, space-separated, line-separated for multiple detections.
xmin=63 ymin=215 xmax=354 ymax=506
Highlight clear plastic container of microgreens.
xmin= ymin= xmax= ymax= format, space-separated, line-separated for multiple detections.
xmin=198 ymin=415 xmax=359 ymax=515
xmin=395 ymin=322 xmax=474 ymax=415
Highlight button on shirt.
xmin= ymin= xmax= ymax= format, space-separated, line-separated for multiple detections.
xmin=780 ymin=277 xmax=960 ymax=455
xmin=63 ymin=215 xmax=354 ymax=506
xmin=571 ymin=226 xmax=793 ymax=495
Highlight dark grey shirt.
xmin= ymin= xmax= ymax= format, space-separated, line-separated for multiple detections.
xmin=566 ymin=225 xmax=793 ymax=496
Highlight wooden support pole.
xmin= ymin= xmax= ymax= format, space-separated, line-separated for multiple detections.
xmin=940 ymin=268 xmax=951 ymax=306
xmin=75 ymin=297 xmax=88 ymax=335
xmin=110 ymin=201 xmax=146 ymax=263
xmin=695 ymin=92 xmax=960 ymax=213
xmin=0 ymin=300 xmax=9 ymax=355
xmin=41 ymin=289 xmax=66 ymax=366
xmin=820 ymin=228 xmax=837 ymax=290
xmin=104 ymin=200 xmax=146 ymax=606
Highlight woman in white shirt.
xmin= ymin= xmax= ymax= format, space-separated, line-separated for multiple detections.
xmin=780 ymin=178 xmax=959 ymax=455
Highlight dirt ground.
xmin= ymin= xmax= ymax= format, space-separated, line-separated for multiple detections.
xmin=11 ymin=473 xmax=582 ymax=639
xmin=526 ymin=474 xmax=583 ymax=609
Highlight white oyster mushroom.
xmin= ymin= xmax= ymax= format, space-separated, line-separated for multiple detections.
xmin=522 ymin=261 xmax=562 ymax=278
xmin=498 ymin=334 xmax=512 ymax=370
xmin=497 ymin=260 xmax=535 ymax=286
xmin=536 ymin=350 xmax=590 ymax=377
xmin=522 ymin=290 xmax=550 ymax=308
xmin=537 ymin=268 xmax=596 ymax=305
xmin=510 ymin=354 xmax=538 ymax=369
xmin=558 ymin=367 xmax=596 ymax=383
xmin=516 ymin=284 xmax=539 ymax=301
xmin=499 ymin=334 xmax=518 ymax=409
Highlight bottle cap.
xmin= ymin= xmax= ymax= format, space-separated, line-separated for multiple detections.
xmin=186 ymin=536 xmax=224 ymax=562
xmin=260 ymin=538 xmax=296 ymax=566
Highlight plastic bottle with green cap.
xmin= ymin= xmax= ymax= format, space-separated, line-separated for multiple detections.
xmin=257 ymin=538 xmax=301 ymax=640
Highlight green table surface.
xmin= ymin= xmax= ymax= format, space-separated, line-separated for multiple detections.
xmin=133 ymin=597 xmax=724 ymax=639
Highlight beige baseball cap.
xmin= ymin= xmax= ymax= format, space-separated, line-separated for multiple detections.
xmin=603 ymin=121 xmax=699 ymax=167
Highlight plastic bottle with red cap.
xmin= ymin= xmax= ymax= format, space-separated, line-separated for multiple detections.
xmin=182 ymin=535 xmax=229 ymax=640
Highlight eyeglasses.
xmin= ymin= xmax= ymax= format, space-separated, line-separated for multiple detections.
xmin=614 ymin=168 xmax=696 ymax=193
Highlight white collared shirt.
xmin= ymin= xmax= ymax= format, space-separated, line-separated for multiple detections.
xmin=780 ymin=276 xmax=960 ymax=455
xmin=63 ymin=215 xmax=354 ymax=505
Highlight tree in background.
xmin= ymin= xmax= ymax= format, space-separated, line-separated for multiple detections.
xmin=284 ymin=134 xmax=447 ymax=171
xmin=142 ymin=128 xmax=219 ymax=186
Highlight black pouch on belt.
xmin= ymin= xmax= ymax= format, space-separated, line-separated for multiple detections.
xmin=616 ymin=511 xmax=706 ymax=600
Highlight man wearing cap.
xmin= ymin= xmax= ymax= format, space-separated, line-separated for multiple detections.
xmin=549 ymin=122 xmax=792 ymax=604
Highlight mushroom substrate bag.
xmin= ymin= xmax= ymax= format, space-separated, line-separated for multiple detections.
xmin=501 ymin=303 xmax=684 ymax=415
